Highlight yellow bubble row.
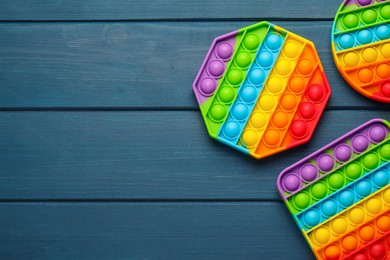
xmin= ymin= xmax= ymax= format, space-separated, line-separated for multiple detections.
xmin=240 ymin=36 xmax=304 ymax=151
xmin=305 ymin=185 xmax=390 ymax=250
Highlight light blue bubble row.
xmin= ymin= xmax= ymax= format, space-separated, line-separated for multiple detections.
xmin=334 ymin=23 xmax=390 ymax=51
xmin=297 ymin=160 xmax=390 ymax=231
xmin=218 ymin=27 xmax=286 ymax=145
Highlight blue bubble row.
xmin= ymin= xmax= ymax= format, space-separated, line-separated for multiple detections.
xmin=297 ymin=161 xmax=390 ymax=231
xmin=334 ymin=23 xmax=390 ymax=51
xmin=218 ymin=28 xmax=286 ymax=144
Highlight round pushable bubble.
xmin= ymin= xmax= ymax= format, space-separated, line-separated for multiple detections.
xmin=241 ymin=129 xmax=259 ymax=147
xmin=352 ymin=253 xmax=369 ymax=260
xmin=227 ymin=69 xmax=243 ymax=85
xmin=272 ymin=111 xmax=289 ymax=129
xmin=208 ymin=60 xmax=225 ymax=78
xmin=243 ymin=34 xmax=260 ymax=51
xmin=375 ymin=24 xmax=390 ymax=40
xmin=356 ymin=0 xmax=373 ymax=6
xmin=265 ymin=33 xmax=282 ymax=51
xmin=349 ymin=207 xmax=365 ymax=225
xmin=366 ymin=197 xmax=383 ymax=215
xmin=299 ymin=102 xmax=316 ymax=120
xmin=370 ymin=243 xmax=387 ymax=260
xmin=300 ymin=163 xmax=318 ymax=182
xmin=359 ymin=224 xmax=376 ymax=242
xmin=361 ymin=8 xmax=377 ymax=24
xmin=343 ymin=13 xmax=359 ymax=29
xmin=235 ymin=51 xmax=252 ymax=68
xmin=345 ymin=162 xmax=363 ymax=180
xmin=376 ymin=63 xmax=390 ymax=79
xmin=343 ymin=51 xmax=360 ymax=67
xmin=362 ymin=152 xmax=379 ymax=170
xmin=249 ymin=112 xmax=267 ymax=129
xmin=303 ymin=209 xmax=321 ymax=227
xmin=257 ymin=51 xmax=274 ymax=68
xmin=338 ymin=34 xmax=355 ymax=49
xmin=334 ymin=144 xmax=352 ymax=162
xmin=232 ymin=103 xmax=249 ymax=121
xmin=311 ymin=182 xmax=328 ymax=200
xmin=341 ymin=234 xmax=359 ymax=252
xmin=324 ymin=244 xmax=341 ymax=260
xmin=368 ymin=124 xmax=387 ymax=143
xmin=380 ymin=82 xmax=390 ymax=98
xmin=331 ymin=217 xmax=349 ymax=234
xmin=313 ymin=227 xmax=331 ymax=245
xmin=280 ymin=93 xmax=297 ymax=111
xmin=372 ymin=170 xmax=389 ymax=188
xmin=289 ymin=76 xmax=305 ymax=93
xmin=258 ymin=94 xmax=275 ymax=111
xmin=216 ymin=42 xmax=233 ymax=60
xmin=283 ymin=41 xmax=300 ymax=58
xmin=290 ymin=120 xmax=308 ymax=139
xmin=355 ymin=179 xmax=373 ymax=197
xmin=357 ymin=29 xmax=374 ymax=45
xmin=297 ymin=59 xmax=314 ymax=76
xmin=209 ymin=104 xmax=227 ymax=122
xmin=275 ymin=59 xmax=291 ymax=76
xmin=380 ymin=4 xmax=390 ymax=20
xmin=223 ymin=121 xmax=241 ymax=139
xmin=282 ymin=173 xmax=301 ymax=192
xmin=248 ymin=68 xmax=266 ymax=85
xmin=321 ymin=199 xmax=338 ymax=217
xmin=376 ymin=215 xmax=390 ymax=232
xmin=362 ymin=47 xmax=378 ymax=63
xmin=218 ymin=86 xmax=235 ymax=103
xmin=379 ymin=143 xmax=390 ymax=160
xmin=199 ymin=77 xmax=217 ymax=96
xmin=381 ymin=43 xmax=390 ymax=58
xmin=267 ymin=77 xmax=284 ymax=94
xmin=351 ymin=134 xmax=370 ymax=153
xmin=307 ymin=84 xmax=324 ymax=103
xmin=328 ymin=172 xmax=346 ymax=189
xmin=264 ymin=129 xmax=280 ymax=147
xmin=383 ymin=188 xmax=390 ymax=205
xmin=293 ymin=192 xmax=311 ymax=210
xmin=317 ymin=154 xmax=335 ymax=172
xmin=240 ymin=85 xmax=257 ymax=103
xmin=357 ymin=68 xmax=374 ymax=84
xmin=338 ymin=189 xmax=355 ymax=207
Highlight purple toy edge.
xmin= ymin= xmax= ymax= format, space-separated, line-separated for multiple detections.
xmin=192 ymin=30 xmax=238 ymax=105
xmin=276 ymin=118 xmax=389 ymax=200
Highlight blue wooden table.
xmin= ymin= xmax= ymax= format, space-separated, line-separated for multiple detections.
xmin=0 ymin=1 xmax=389 ymax=259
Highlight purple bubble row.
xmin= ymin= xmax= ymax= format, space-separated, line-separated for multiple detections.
xmin=198 ymin=42 xmax=234 ymax=97
xmin=281 ymin=124 xmax=388 ymax=194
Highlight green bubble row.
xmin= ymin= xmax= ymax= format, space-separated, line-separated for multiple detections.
xmin=286 ymin=142 xmax=390 ymax=215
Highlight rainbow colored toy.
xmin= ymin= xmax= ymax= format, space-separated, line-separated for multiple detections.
xmin=277 ymin=118 xmax=390 ymax=260
xmin=331 ymin=0 xmax=390 ymax=103
xmin=193 ymin=22 xmax=331 ymax=159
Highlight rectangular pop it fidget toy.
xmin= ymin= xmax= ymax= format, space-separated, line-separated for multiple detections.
xmin=277 ymin=119 xmax=390 ymax=260
xmin=193 ymin=22 xmax=331 ymax=159
xmin=331 ymin=0 xmax=390 ymax=103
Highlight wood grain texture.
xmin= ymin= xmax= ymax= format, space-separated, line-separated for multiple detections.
xmin=0 ymin=21 xmax=387 ymax=109
xmin=0 ymin=1 xmax=340 ymax=21
xmin=0 ymin=110 xmax=388 ymax=200
xmin=0 ymin=202 xmax=314 ymax=259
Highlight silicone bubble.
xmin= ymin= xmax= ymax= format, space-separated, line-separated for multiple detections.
xmin=277 ymin=119 xmax=390 ymax=260
xmin=194 ymin=21 xmax=331 ymax=159
xmin=331 ymin=0 xmax=390 ymax=103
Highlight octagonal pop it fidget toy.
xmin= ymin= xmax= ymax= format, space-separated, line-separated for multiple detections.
xmin=193 ymin=22 xmax=331 ymax=159
xmin=331 ymin=0 xmax=390 ymax=103
xmin=277 ymin=118 xmax=390 ymax=260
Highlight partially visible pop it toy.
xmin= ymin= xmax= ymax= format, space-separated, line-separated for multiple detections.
xmin=277 ymin=118 xmax=390 ymax=260
xmin=193 ymin=22 xmax=331 ymax=159
xmin=332 ymin=0 xmax=390 ymax=103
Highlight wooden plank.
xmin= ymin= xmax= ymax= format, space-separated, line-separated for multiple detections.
xmin=0 ymin=202 xmax=314 ymax=259
xmin=0 ymin=1 xmax=339 ymax=21
xmin=0 ymin=21 xmax=386 ymax=109
xmin=0 ymin=110 xmax=388 ymax=200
